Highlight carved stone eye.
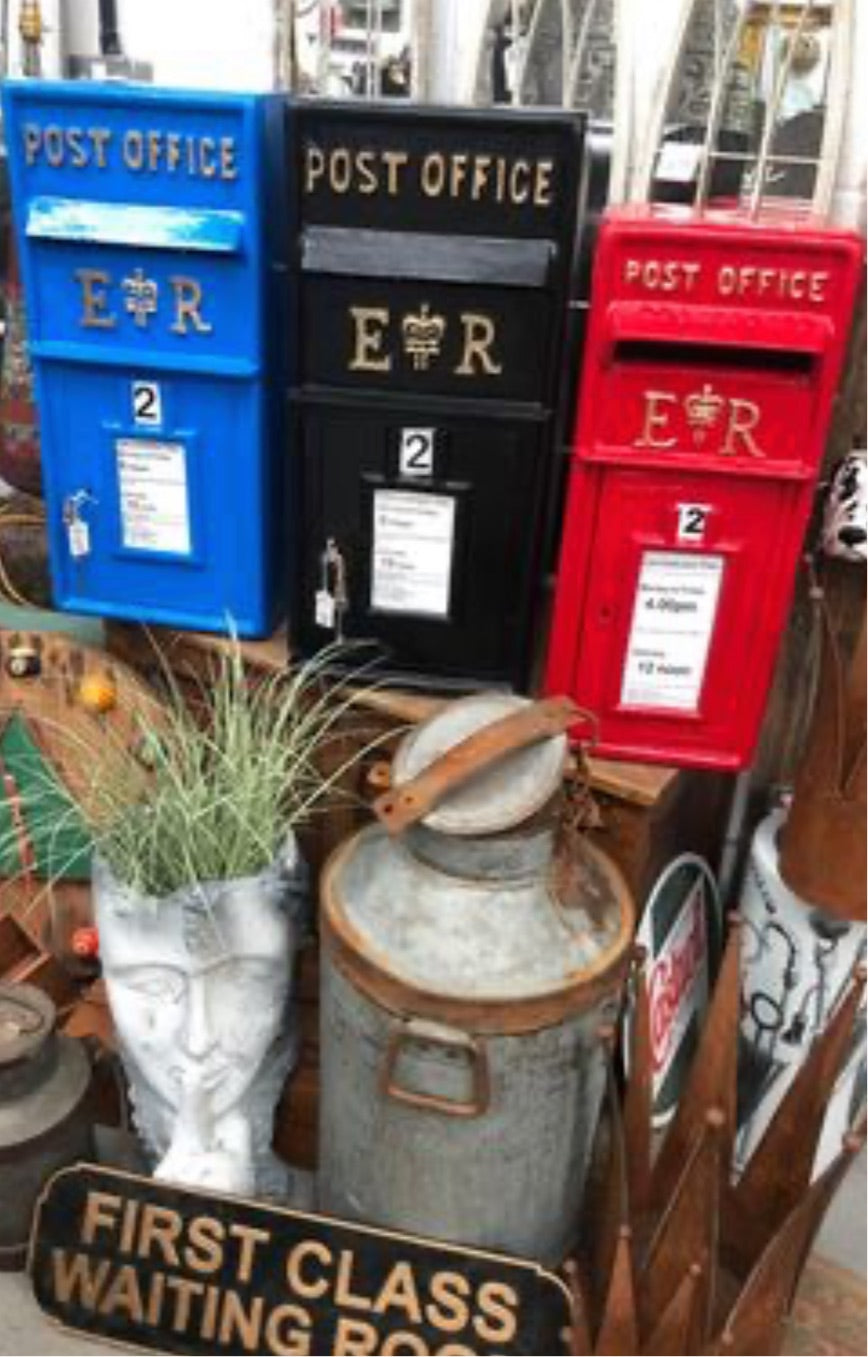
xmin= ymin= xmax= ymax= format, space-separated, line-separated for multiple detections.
xmin=120 ymin=966 xmax=186 ymax=1002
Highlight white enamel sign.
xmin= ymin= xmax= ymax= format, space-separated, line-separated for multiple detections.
xmin=116 ymin=438 xmax=191 ymax=556
xmin=621 ymin=551 xmax=723 ymax=711
xmin=371 ymin=489 xmax=456 ymax=618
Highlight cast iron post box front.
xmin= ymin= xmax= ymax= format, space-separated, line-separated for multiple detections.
xmin=2 ymin=81 xmax=288 ymax=636
xmin=293 ymin=102 xmax=583 ymax=687
xmin=545 ymin=206 xmax=864 ymax=769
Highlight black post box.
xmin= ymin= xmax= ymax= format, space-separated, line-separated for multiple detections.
xmin=292 ymin=102 xmax=584 ymax=688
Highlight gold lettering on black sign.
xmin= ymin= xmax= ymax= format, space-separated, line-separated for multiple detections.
xmin=455 ymin=313 xmax=502 ymax=377
xmin=48 ymin=1186 xmax=527 ymax=1353
xmin=302 ymin=144 xmax=555 ymax=208
xmin=350 ymin=307 xmax=393 ymax=372
xmin=348 ymin=304 xmax=503 ymax=378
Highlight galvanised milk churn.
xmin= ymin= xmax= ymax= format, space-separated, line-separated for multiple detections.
xmin=319 ymin=694 xmax=634 ymax=1264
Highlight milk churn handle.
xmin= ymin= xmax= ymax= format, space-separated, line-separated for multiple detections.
xmin=373 ymin=695 xmax=580 ymax=835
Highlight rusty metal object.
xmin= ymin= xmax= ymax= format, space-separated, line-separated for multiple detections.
xmin=581 ymin=1030 xmax=631 ymax=1337
xmin=565 ymin=916 xmax=861 ymax=1354
xmin=564 ymin=1258 xmax=593 ymax=1356
xmin=640 ymin=1262 xmax=704 ymax=1357
xmin=713 ymin=1130 xmax=865 ymax=1357
xmin=779 ymin=607 xmax=866 ymax=921
xmin=624 ymin=947 xmax=653 ymax=1216
xmin=373 ymin=694 xmax=579 ymax=834
xmin=639 ymin=1108 xmax=723 ymax=1338
xmin=380 ymin=1020 xmax=491 ymax=1119
xmin=0 ymin=983 xmax=92 ymax=1269
xmin=321 ymin=693 xmax=635 ymax=1264
xmin=0 ymin=914 xmax=78 ymax=1015
xmin=594 ymin=1227 xmax=639 ymax=1356
xmin=722 ymin=964 xmax=867 ymax=1274
xmin=322 ymin=828 xmax=634 ymax=1038
xmin=650 ymin=917 xmax=741 ymax=1210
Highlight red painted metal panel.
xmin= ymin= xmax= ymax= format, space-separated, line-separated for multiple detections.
xmin=546 ymin=205 xmax=865 ymax=769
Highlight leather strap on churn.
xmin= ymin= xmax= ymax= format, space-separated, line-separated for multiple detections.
xmin=779 ymin=603 xmax=866 ymax=921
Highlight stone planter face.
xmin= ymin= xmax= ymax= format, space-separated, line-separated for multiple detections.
xmin=93 ymin=839 xmax=308 ymax=1200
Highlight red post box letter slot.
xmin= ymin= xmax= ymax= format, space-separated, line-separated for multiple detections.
xmin=545 ymin=207 xmax=864 ymax=770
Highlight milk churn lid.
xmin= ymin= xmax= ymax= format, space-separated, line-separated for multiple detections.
xmin=390 ymin=693 xmax=568 ymax=837
xmin=0 ymin=983 xmax=54 ymax=1069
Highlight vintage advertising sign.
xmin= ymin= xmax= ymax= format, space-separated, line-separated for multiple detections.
xmin=30 ymin=1165 xmax=572 ymax=1356
xmin=634 ymin=854 xmax=721 ymax=1125
xmin=294 ymin=103 xmax=584 ymax=687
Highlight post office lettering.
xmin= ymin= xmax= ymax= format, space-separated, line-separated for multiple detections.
xmin=623 ymin=257 xmax=701 ymax=292
xmin=21 ymin=121 xmax=239 ymax=179
xmin=303 ymin=142 xmax=555 ymax=207
xmin=717 ymin=263 xmax=829 ymax=303
xmin=622 ymin=255 xmax=830 ymax=304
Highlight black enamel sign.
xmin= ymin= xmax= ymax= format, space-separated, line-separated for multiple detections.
xmin=30 ymin=1164 xmax=572 ymax=1355
xmin=292 ymin=102 xmax=585 ymax=688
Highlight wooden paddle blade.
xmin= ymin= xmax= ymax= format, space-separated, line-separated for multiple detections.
xmin=723 ymin=965 xmax=866 ymax=1274
xmin=651 ymin=919 xmax=741 ymax=1210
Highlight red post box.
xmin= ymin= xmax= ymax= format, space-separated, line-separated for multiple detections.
xmin=546 ymin=206 xmax=864 ymax=770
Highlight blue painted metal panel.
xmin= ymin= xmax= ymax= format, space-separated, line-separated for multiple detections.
xmin=2 ymin=80 xmax=290 ymax=637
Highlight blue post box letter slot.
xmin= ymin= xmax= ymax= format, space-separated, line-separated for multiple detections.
xmin=2 ymin=81 xmax=289 ymax=636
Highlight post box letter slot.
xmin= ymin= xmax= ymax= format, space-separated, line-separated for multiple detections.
xmin=25 ymin=197 xmax=245 ymax=254
xmin=302 ymin=226 xmax=554 ymax=287
xmin=611 ymin=339 xmax=817 ymax=375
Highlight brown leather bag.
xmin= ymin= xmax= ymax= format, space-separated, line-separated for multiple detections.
xmin=779 ymin=605 xmax=866 ymax=922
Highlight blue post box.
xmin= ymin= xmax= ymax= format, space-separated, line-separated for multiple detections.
xmin=2 ymin=81 xmax=288 ymax=636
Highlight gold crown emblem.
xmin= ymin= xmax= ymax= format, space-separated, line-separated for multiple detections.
xmin=401 ymin=303 xmax=447 ymax=371
xmin=684 ymin=383 xmax=725 ymax=442
xmin=122 ymin=268 xmax=159 ymax=328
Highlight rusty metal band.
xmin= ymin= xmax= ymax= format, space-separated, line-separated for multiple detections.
xmin=320 ymin=831 xmax=635 ymax=1036
xmin=372 ymin=695 xmax=580 ymax=834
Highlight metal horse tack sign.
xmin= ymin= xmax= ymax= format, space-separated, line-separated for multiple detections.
xmin=29 ymin=1164 xmax=572 ymax=1355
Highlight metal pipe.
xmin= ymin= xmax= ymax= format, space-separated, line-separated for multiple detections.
xmin=566 ymin=0 xmax=601 ymax=110
xmin=693 ymin=0 xmax=752 ymax=210
xmin=717 ymin=767 xmax=752 ymax=906
xmin=749 ymin=0 xmax=816 ymax=218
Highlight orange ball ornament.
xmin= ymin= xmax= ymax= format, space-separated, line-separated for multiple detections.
xmin=71 ymin=925 xmax=99 ymax=959
xmin=77 ymin=673 xmax=118 ymax=714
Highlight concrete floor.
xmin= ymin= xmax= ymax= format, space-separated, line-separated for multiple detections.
xmin=1 ymin=1152 xmax=864 ymax=1356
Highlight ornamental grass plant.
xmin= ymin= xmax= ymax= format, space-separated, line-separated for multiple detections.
xmin=0 ymin=639 xmax=390 ymax=901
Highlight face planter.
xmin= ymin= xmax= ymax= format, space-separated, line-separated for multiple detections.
xmin=94 ymin=840 xmax=308 ymax=1201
